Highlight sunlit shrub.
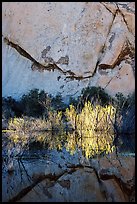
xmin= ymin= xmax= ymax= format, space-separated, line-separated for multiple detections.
xmin=2 ymin=87 xmax=134 ymax=163
xmin=65 ymin=101 xmax=116 ymax=158
xmin=43 ymin=110 xmax=66 ymax=150
xmin=65 ymin=132 xmax=77 ymax=155
xmin=4 ymin=109 xmax=66 ymax=158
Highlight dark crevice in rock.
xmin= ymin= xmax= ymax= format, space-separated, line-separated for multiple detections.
xmin=97 ymin=8 xmax=118 ymax=66
xmin=67 ymin=163 xmax=108 ymax=201
xmin=3 ymin=37 xmax=75 ymax=77
xmin=99 ymin=168 xmax=135 ymax=198
xmin=66 ymin=70 xmax=76 ymax=76
xmin=66 ymin=59 xmax=100 ymax=81
xmin=99 ymin=41 xmax=134 ymax=71
xmin=91 ymin=60 xmax=100 ymax=78
xmin=3 ymin=36 xmax=99 ymax=81
xmin=115 ymin=3 xmax=134 ymax=35
xmin=113 ymin=43 xmax=134 ymax=67
xmin=101 ymin=2 xmax=134 ymax=15
xmin=99 ymin=3 xmax=134 ymax=72
xmin=114 ymin=43 xmax=134 ymax=67
xmin=8 ymin=185 xmax=33 ymax=203
xmin=103 ymin=76 xmax=115 ymax=89
xmin=91 ymin=8 xmax=117 ymax=76
xmin=66 ymin=75 xmax=93 ymax=81
xmin=4 ymin=37 xmax=54 ymax=72
xmin=116 ymin=3 xmax=135 ymax=13
xmin=99 ymin=64 xmax=113 ymax=70
xmin=8 ymin=171 xmax=66 ymax=202
xmin=3 ymin=37 xmax=35 ymax=63
xmin=100 ymin=2 xmax=116 ymax=15
xmin=8 ymin=165 xmax=90 ymax=202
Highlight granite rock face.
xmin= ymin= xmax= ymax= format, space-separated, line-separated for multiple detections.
xmin=2 ymin=149 xmax=135 ymax=202
xmin=2 ymin=2 xmax=135 ymax=100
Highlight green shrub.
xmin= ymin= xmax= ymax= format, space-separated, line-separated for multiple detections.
xmin=69 ymin=96 xmax=78 ymax=107
xmin=2 ymin=87 xmax=134 ymax=162
xmin=115 ymin=92 xmax=135 ymax=110
xmin=51 ymin=93 xmax=67 ymax=111
xmin=20 ymin=90 xmax=67 ymax=117
xmin=73 ymin=86 xmax=114 ymax=114
xmin=20 ymin=89 xmax=49 ymax=117
xmin=80 ymin=86 xmax=113 ymax=106
xmin=2 ymin=97 xmax=21 ymax=118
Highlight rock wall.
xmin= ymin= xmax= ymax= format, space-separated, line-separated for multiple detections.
xmin=2 ymin=2 xmax=135 ymax=100
xmin=2 ymin=149 xmax=135 ymax=202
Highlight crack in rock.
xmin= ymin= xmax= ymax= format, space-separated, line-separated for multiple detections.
xmin=3 ymin=37 xmax=98 ymax=81
xmin=114 ymin=3 xmax=133 ymax=35
xmin=3 ymin=37 xmax=74 ymax=76
xmin=100 ymin=2 xmax=117 ymax=15
xmin=8 ymin=171 xmax=66 ymax=202
xmin=98 ymin=9 xmax=134 ymax=70
xmin=99 ymin=168 xmax=135 ymax=197
xmin=100 ymin=41 xmax=134 ymax=70
xmin=5 ymin=157 xmax=135 ymax=202
xmin=8 ymin=165 xmax=86 ymax=202
xmin=97 ymin=8 xmax=118 ymax=66
xmin=7 ymin=163 xmax=97 ymax=202
xmin=99 ymin=2 xmax=134 ymax=68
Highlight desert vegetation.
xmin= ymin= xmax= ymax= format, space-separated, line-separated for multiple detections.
xmin=2 ymin=87 xmax=135 ymax=166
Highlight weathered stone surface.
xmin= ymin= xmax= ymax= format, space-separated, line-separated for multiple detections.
xmin=2 ymin=2 xmax=135 ymax=100
xmin=2 ymin=148 xmax=80 ymax=202
xmin=98 ymin=61 xmax=135 ymax=95
xmin=99 ymin=12 xmax=129 ymax=68
xmin=2 ymin=149 xmax=135 ymax=202
xmin=18 ymin=168 xmax=106 ymax=202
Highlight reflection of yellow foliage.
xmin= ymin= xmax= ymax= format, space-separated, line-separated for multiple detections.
xmin=37 ymin=135 xmax=45 ymax=142
xmin=65 ymin=102 xmax=116 ymax=158
xmin=65 ymin=132 xmax=76 ymax=155
xmin=7 ymin=111 xmax=66 ymax=151
xmin=66 ymin=105 xmax=76 ymax=129
xmin=6 ymin=103 xmax=116 ymax=159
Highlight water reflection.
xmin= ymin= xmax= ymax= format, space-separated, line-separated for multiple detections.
xmin=3 ymin=103 xmax=117 ymax=161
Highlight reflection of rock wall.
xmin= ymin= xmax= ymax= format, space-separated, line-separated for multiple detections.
xmin=2 ymin=2 xmax=135 ymax=100
xmin=2 ymin=150 xmax=135 ymax=202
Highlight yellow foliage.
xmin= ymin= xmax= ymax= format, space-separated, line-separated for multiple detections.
xmin=5 ymin=102 xmax=116 ymax=159
xmin=7 ymin=110 xmax=65 ymax=150
xmin=65 ymin=102 xmax=116 ymax=158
